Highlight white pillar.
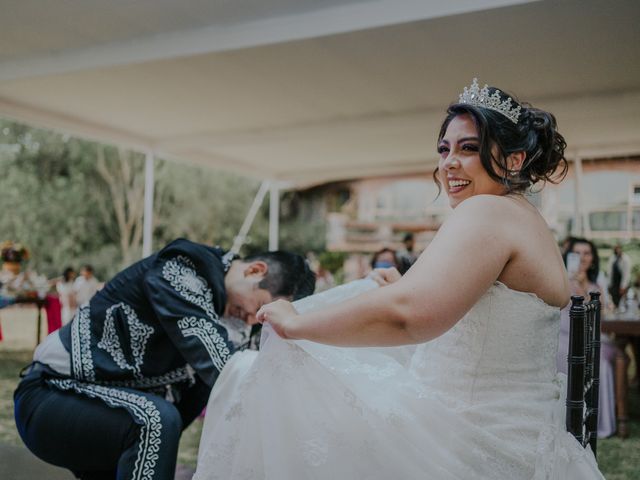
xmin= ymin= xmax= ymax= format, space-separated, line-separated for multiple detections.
xmin=231 ymin=180 xmax=270 ymax=254
xmin=627 ymin=181 xmax=634 ymax=240
xmin=572 ymin=156 xmax=584 ymax=236
xmin=269 ymin=183 xmax=280 ymax=251
xmin=142 ymin=151 xmax=155 ymax=258
xmin=540 ymin=187 xmax=558 ymax=231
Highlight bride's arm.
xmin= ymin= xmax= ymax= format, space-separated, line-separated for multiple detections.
xmin=258 ymin=196 xmax=513 ymax=347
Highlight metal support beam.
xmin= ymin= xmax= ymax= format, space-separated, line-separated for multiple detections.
xmin=269 ymin=183 xmax=280 ymax=251
xmin=231 ymin=180 xmax=271 ymax=255
xmin=627 ymin=181 xmax=634 ymax=240
xmin=572 ymin=156 xmax=584 ymax=236
xmin=142 ymin=152 xmax=155 ymax=258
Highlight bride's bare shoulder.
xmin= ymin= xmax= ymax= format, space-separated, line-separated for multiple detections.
xmin=448 ymin=194 xmax=525 ymax=224
xmin=462 ymin=193 xmax=528 ymax=206
xmin=435 ymin=195 xmax=524 ymax=250
xmin=444 ymin=194 xmax=551 ymax=250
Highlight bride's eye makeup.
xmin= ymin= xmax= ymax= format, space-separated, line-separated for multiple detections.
xmin=437 ymin=144 xmax=449 ymax=155
xmin=461 ymin=143 xmax=479 ymax=152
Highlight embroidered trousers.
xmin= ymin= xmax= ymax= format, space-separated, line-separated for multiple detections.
xmin=14 ymin=364 xmax=209 ymax=480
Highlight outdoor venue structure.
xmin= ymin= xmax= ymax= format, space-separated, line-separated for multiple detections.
xmin=1 ymin=0 xmax=639 ymax=254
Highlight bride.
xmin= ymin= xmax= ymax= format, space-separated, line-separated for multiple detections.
xmin=193 ymin=79 xmax=604 ymax=479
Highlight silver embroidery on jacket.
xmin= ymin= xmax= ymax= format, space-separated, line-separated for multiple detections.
xmin=162 ymin=255 xmax=217 ymax=321
xmin=96 ymin=365 xmax=194 ymax=389
xmin=177 ymin=316 xmax=230 ymax=371
xmin=71 ymin=305 xmax=95 ymax=381
xmin=162 ymin=256 xmax=231 ymax=370
xmin=47 ymin=379 xmax=162 ymax=480
xmin=97 ymin=303 xmax=155 ymax=379
xmin=221 ymin=250 xmax=236 ymax=273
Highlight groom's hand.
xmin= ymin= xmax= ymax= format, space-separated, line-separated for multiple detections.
xmin=257 ymin=299 xmax=299 ymax=339
xmin=367 ymin=267 xmax=401 ymax=286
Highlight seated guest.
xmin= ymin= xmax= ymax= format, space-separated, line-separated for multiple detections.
xmin=370 ymin=247 xmax=399 ymax=270
xmin=556 ymin=237 xmax=616 ymax=438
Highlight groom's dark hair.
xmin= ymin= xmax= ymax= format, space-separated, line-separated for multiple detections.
xmin=244 ymin=251 xmax=316 ymax=300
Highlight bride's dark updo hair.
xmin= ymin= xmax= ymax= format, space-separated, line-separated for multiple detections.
xmin=436 ymin=86 xmax=568 ymax=193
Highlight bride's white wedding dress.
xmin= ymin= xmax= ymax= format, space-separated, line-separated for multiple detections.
xmin=194 ymin=280 xmax=604 ymax=479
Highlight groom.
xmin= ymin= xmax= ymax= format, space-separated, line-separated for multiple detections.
xmin=14 ymin=238 xmax=315 ymax=480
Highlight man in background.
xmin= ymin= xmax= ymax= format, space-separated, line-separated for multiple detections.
xmin=73 ymin=264 xmax=100 ymax=306
xmin=607 ymin=244 xmax=632 ymax=308
xmin=397 ymin=233 xmax=418 ymax=274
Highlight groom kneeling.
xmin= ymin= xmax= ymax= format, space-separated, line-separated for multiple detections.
xmin=14 ymin=238 xmax=315 ymax=480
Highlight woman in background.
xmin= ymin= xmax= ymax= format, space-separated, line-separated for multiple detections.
xmin=557 ymin=237 xmax=616 ymax=437
xmin=56 ymin=266 xmax=77 ymax=325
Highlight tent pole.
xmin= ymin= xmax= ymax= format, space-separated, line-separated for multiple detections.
xmin=269 ymin=183 xmax=280 ymax=251
xmin=572 ymin=155 xmax=584 ymax=236
xmin=231 ymin=180 xmax=270 ymax=255
xmin=142 ymin=151 xmax=155 ymax=258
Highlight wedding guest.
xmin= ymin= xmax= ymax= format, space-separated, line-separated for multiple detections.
xmin=56 ymin=267 xmax=77 ymax=325
xmin=194 ymin=80 xmax=604 ymax=479
xmin=73 ymin=264 xmax=99 ymax=306
xmin=370 ymin=247 xmax=398 ymax=270
xmin=607 ymin=244 xmax=632 ymax=309
xmin=315 ymin=265 xmax=335 ymax=293
xmin=306 ymin=251 xmax=334 ymax=293
xmin=557 ymin=237 xmax=616 ymax=437
xmin=396 ymin=232 xmax=418 ymax=274
xmin=14 ymin=238 xmax=315 ymax=480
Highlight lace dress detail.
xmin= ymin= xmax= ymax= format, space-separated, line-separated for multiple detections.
xmin=194 ymin=280 xmax=604 ymax=480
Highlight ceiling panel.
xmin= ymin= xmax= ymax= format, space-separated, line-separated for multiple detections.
xmin=0 ymin=0 xmax=638 ymax=186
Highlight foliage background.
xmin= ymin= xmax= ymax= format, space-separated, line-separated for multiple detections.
xmin=0 ymin=120 xmax=325 ymax=280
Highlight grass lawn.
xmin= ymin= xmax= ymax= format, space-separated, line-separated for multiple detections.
xmin=0 ymin=350 xmax=31 ymax=446
xmin=1 ymin=347 xmax=638 ymax=477
xmin=598 ymin=388 xmax=640 ymax=479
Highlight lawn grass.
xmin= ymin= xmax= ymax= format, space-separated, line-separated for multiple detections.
xmin=178 ymin=416 xmax=204 ymax=467
xmin=1 ymin=349 xmax=639 ymax=476
xmin=598 ymin=389 xmax=640 ymax=479
xmin=0 ymin=350 xmax=30 ymax=446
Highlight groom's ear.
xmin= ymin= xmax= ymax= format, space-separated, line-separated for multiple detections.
xmin=243 ymin=261 xmax=268 ymax=278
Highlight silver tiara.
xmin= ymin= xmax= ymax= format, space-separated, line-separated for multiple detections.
xmin=458 ymin=78 xmax=521 ymax=124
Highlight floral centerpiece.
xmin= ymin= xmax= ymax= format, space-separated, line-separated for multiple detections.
xmin=0 ymin=242 xmax=48 ymax=299
xmin=1 ymin=241 xmax=30 ymax=268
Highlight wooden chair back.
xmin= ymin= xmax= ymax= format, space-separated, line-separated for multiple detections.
xmin=566 ymin=291 xmax=601 ymax=457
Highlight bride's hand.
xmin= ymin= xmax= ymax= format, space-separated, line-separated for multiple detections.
xmin=257 ymin=299 xmax=300 ymax=339
xmin=367 ymin=267 xmax=401 ymax=286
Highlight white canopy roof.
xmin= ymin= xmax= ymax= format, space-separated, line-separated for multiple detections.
xmin=1 ymin=0 xmax=639 ymax=187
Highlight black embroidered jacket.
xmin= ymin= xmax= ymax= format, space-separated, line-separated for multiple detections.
xmin=58 ymin=238 xmax=235 ymax=390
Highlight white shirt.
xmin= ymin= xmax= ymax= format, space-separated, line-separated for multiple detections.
xmin=33 ymin=331 xmax=71 ymax=375
xmin=73 ymin=275 xmax=99 ymax=306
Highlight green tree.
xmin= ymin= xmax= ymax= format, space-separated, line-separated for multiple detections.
xmin=0 ymin=119 xmax=321 ymax=280
xmin=0 ymin=121 xmax=110 ymax=277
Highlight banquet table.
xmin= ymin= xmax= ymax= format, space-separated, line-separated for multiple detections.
xmin=601 ymin=314 xmax=640 ymax=438
xmin=1 ymin=295 xmax=62 ymax=346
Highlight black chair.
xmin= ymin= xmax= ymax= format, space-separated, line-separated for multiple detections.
xmin=566 ymin=292 xmax=601 ymax=457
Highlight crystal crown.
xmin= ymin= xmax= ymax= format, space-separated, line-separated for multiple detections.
xmin=458 ymin=78 xmax=521 ymax=124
